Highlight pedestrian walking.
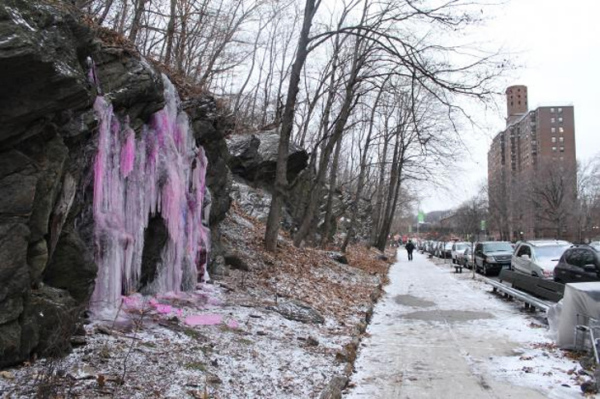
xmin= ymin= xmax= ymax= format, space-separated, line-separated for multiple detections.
xmin=405 ymin=240 xmax=415 ymax=261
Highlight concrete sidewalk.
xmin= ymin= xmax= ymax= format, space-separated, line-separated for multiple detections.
xmin=345 ymin=251 xmax=580 ymax=399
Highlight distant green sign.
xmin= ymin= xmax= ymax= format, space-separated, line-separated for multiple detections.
xmin=418 ymin=211 xmax=425 ymax=223
xmin=481 ymin=220 xmax=486 ymax=231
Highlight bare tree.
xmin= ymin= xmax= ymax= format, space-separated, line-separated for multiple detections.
xmin=264 ymin=0 xmax=321 ymax=251
xmin=530 ymin=160 xmax=577 ymax=239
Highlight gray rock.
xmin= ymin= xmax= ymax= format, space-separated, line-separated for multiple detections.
xmin=0 ymin=296 xmax=23 ymax=325
xmin=26 ymin=135 xmax=68 ymax=242
xmin=43 ymin=231 xmax=97 ymax=303
xmin=27 ymin=239 xmax=48 ymax=284
xmin=0 ymin=151 xmax=37 ymax=220
xmin=0 ymin=0 xmax=93 ymax=146
xmin=0 ymin=321 xmax=22 ymax=367
xmin=93 ymin=46 xmax=164 ymax=130
xmin=224 ymin=252 xmax=249 ymax=271
xmin=227 ymin=131 xmax=308 ymax=185
xmin=319 ymin=375 xmax=348 ymax=399
xmin=23 ymin=285 xmax=79 ymax=358
xmin=185 ymin=95 xmax=232 ymax=225
xmin=269 ymin=299 xmax=325 ymax=324
xmin=0 ymin=223 xmax=30 ymax=303
xmin=327 ymin=251 xmax=348 ymax=265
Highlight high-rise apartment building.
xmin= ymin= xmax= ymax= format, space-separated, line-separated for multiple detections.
xmin=487 ymin=85 xmax=576 ymax=240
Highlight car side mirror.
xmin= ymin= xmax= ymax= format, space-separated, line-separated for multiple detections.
xmin=520 ymin=254 xmax=530 ymax=260
xmin=584 ymin=264 xmax=596 ymax=273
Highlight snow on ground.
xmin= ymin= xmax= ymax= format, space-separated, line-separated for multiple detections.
xmin=346 ymin=252 xmax=598 ymax=398
xmin=0 ymin=206 xmax=390 ymax=399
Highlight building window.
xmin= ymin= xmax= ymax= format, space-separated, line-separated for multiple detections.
xmin=552 ymin=147 xmax=557 ymax=152
xmin=558 ymin=117 xmax=563 ymax=123
xmin=551 ymin=136 xmax=557 ymax=143
xmin=560 ymin=147 xmax=565 ymax=152
xmin=558 ymin=107 xmax=563 ymax=113
xmin=551 ymin=117 xmax=555 ymax=123
xmin=559 ymin=127 xmax=564 ymax=133
xmin=560 ymin=156 xmax=564 ymax=161
xmin=551 ymin=108 xmax=555 ymax=113
xmin=559 ymin=137 xmax=564 ymax=143
xmin=551 ymin=127 xmax=556 ymax=133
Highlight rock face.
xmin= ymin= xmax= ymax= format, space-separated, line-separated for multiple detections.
xmin=227 ymin=131 xmax=308 ymax=186
xmin=0 ymin=0 xmax=232 ymax=366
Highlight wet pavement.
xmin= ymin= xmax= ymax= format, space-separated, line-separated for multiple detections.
xmin=345 ymin=251 xmax=578 ymax=399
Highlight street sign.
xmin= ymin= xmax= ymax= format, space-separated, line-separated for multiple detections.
xmin=480 ymin=220 xmax=486 ymax=231
xmin=418 ymin=211 xmax=425 ymax=223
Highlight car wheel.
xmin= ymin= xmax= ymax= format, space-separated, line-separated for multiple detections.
xmin=482 ymin=262 xmax=488 ymax=276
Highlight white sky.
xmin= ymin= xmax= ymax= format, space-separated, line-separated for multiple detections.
xmin=419 ymin=0 xmax=600 ymax=213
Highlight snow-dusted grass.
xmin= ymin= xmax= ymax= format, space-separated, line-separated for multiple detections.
xmin=0 ymin=207 xmax=390 ymax=399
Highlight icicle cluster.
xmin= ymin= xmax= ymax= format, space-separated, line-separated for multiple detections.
xmin=91 ymin=75 xmax=211 ymax=314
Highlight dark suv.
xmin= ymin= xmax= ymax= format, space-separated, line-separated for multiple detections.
xmin=554 ymin=245 xmax=600 ymax=284
xmin=474 ymin=241 xmax=514 ymax=276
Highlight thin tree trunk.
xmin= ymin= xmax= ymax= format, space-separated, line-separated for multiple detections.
xmin=128 ymin=0 xmax=147 ymax=43
xmin=341 ymin=78 xmax=388 ymax=252
xmin=264 ymin=0 xmax=320 ymax=252
xmin=321 ymin=139 xmax=343 ymax=247
xmin=164 ymin=0 xmax=177 ymax=65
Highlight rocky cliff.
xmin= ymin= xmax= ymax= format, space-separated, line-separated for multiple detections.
xmin=0 ymin=0 xmax=231 ymax=366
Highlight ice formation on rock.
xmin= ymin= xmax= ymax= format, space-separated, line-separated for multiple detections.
xmin=91 ymin=75 xmax=210 ymax=315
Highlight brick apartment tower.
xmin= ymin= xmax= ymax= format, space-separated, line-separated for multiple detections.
xmin=488 ymin=85 xmax=576 ymax=240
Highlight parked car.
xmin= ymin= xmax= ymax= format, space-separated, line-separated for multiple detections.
xmin=512 ymin=240 xmax=572 ymax=279
xmin=589 ymin=241 xmax=600 ymax=251
xmin=554 ymin=245 xmax=600 ymax=284
xmin=442 ymin=242 xmax=454 ymax=258
xmin=457 ymin=247 xmax=474 ymax=269
xmin=451 ymin=242 xmax=470 ymax=264
xmin=474 ymin=241 xmax=514 ymax=276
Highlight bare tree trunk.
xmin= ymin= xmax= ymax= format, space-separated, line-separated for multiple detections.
xmin=264 ymin=0 xmax=320 ymax=252
xmin=321 ymin=138 xmax=343 ymax=247
xmin=97 ymin=0 xmax=115 ymax=25
xmin=341 ymin=77 xmax=388 ymax=252
xmin=164 ymin=0 xmax=177 ymax=65
xmin=128 ymin=0 xmax=147 ymax=43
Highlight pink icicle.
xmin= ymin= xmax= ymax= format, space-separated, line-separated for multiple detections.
xmin=120 ymin=128 xmax=135 ymax=177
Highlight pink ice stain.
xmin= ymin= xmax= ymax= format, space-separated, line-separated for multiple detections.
xmin=90 ymin=76 xmax=211 ymax=314
xmin=227 ymin=320 xmax=239 ymax=329
xmin=122 ymin=295 xmax=141 ymax=308
xmin=207 ymin=297 xmax=222 ymax=306
xmin=155 ymin=304 xmax=173 ymax=314
xmin=120 ymin=129 xmax=135 ymax=177
xmin=184 ymin=314 xmax=223 ymax=326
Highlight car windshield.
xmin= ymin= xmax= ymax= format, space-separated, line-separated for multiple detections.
xmin=590 ymin=242 xmax=600 ymax=251
xmin=455 ymin=244 xmax=468 ymax=251
xmin=535 ymin=245 xmax=571 ymax=260
xmin=483 ymin=243 xmax=512 ymax=252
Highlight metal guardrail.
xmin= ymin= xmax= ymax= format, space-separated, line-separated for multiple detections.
xmin=479 ymin=276 xmax=552 ymax=312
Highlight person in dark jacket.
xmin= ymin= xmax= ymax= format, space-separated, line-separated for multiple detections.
xmin=405 ymin=240 xmax=415 ymax=261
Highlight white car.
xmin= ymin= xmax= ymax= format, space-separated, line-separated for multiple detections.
xmin=512 ymin=240 xmax=572 ymax=279
xmin=451 ymin=242 xmax=470 ymax=264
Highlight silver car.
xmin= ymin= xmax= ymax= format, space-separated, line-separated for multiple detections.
xmin=512 ymin=240 xmax=572 ymax=279
xmin=451 ymin=242 xmax=470 ymax=264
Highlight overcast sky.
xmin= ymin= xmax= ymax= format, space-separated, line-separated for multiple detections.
xmin=418 ymin=0 xmax=600 ymax=213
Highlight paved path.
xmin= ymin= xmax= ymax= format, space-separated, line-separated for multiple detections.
xmin=345 ymin=251 xmax=575 ymax=399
